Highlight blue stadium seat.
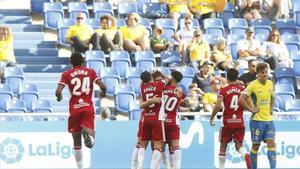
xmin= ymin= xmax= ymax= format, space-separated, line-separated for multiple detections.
xmin=291 ymin=53 xmax=300 ymax=76
xmin=254 ymin=34 xmax=268 ymax=44
xmin=118 ymin=2 xmax=137 ymax=18
xmin=68 ymin=2 xmax=89 ymax=19
xmin=160 ymin=51 xmax=181 ymax=67
xmin=155 ymin=67 xmax=171 ymax=76
xmin=140 ymin=18 xmax=152 ymax=35
xmin=281 ymin=34 xmax=300 ymax=53
xmin=116 ymin=18 xmax=126 ymax=28
xmin=6 ymin=99 xmax=27 ymax=113
xmin=93 ymin=2 xmax=113 ymax=18
xmin=228 ymin=18 xmax=248 ymax=35
xmin=43 ymin=2 xmax=64 ymax=30
xmin=227 ymin=34 xmax=245 ymax=60
xmin=275 ymin=67 xmax=297 ymax=91
xmin=110 ymin=51 xmax=131 ymax=79
xmin=135 ymin=51 xmax=156 ymax=71
xmin=125 ymin=67 xmax=143 ymax=95
xmin=273 ymin=99 xmax=280 ymax=112
xmin=275 ymin=83 xmax=295 ymax=110
xmin=179 ymin=18 xmax=200 ymax=30
xmin=129 ymin=100 xmax=141 ymax=120
xmin=19 ymin=84 xmax=39 ymax=112
xmin=202 ymin=34 xmax=219 ymax=46
xmin=252 ymin=18 xmax=271 ymax=35
xmin=114 ymin=84 xmax=136 ymax=113
xmin=4 ymin=67 xmax=24 ymax=95
xmin=87 ymin=18 xmax=101 ymax=29
xmin=57 ymin=19 xmax=75 ymax=47
xmin=219 ymin=2 xmax=235 ymax=28
xmin=143 ymin=2 xmax=166 ymax=17
xmin=155 ymin=18 xmax=176 ymax=32
xmin=294 ymin=1 xmax=300 ymax=28
xmin=85 ymin=50 xmax=106 ymax=76
xmin=203 ymin=18 xmax=225 ymax=37
xmin=174 ymin=67 xmax=195 ymax=94
xmin=100 ymin=67 xmax=121 ymax=96
xmin=276 ymin=19 xmax=297 ymax=35
xmin=285 ymin=99 xmax=300 ymax=112
xmin=32 ymin=100 xmax=52 ymax=113
xmin=137 ymin=0 xmax=151 ymax=15
xmin=0 ymin=84 xmax=13 ymax=112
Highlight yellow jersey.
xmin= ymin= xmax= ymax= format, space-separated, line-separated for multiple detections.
xmin=95 ymin=26 xmax=117 ymax=40
xmin=0 ymin=34 xmax=16 ymax=62
xmin=202 ymin=92 xmax=217 ymax=105
xmin=119 ymin=25 xmax=147 ymax=41
xmin=166 ymin=0 xmax=189 ymax=13
xmin=65 ymin=24 xmax=94 ymax=41
xmin=189 ymin=0 xmax=214 ymax=15
xmin=243 ymin=79 xmax=274 ymax=121
xmin=189 ymin=42 xmax=210 ymax=62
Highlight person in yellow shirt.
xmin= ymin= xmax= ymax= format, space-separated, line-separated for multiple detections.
xmin=239 ymin=62 xmax=276 ymax=169
xmin=0 ymin=26 xmax=16 ymax=82
xmin=188 ymin=29 xmax=210 ymax=69
xmin=211 ymin=38 xmax=234 ymax=71
xmin=202 ymin=77 xmax=221 ymax=112
xmin=65 ymin=12 xmax=94 ymax=53
xmin=159 ymin=0 xmax=191 ymax=30
xmin=189 ymin=0 xmax=217 ymax=20
xmin=119 ymin=13 xmax=150 ymax=52
xmin=90 ymin=15 xmax=123 ymax=54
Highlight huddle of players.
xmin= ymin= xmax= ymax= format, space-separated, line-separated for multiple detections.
xmin=132 ymin=62 xmax=276 ymax=169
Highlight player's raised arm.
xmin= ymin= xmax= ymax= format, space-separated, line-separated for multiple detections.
xmin=95 ymin=78 xmax=106 ymax=98
xmin=55 ymin=83 xmax=65 ymax=102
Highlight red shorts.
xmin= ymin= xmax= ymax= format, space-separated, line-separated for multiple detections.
xmin=140 ymin=116 xmax=164 ymax=141
xmin=137 ymin=118 xmax=142 ymax=138
xmin=165 ymin=122 xmax=180 ymax=142
xmin=220 ymin=126 xmax=245 ymax=143
xmin=68 ymin=111 xmax=95 ymax=133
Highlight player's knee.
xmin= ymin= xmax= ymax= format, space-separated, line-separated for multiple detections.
xmin=74 ymin=146 xmax=82 ymax=150
xmin=219 ymin=150 xmax=226 ymax=156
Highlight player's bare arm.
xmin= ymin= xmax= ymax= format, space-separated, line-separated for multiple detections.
xmin=95 ymin=79 xmax=107 ymax=98
xmin=210 ymin=96 xmax=223 ymax=126
xmin=239 ymin=94 xmax=259 ymax=113
xmin=55 ymin=83 xmax=65 ymax=102
xmin=139 ymin=96 xmax=161 ymax=109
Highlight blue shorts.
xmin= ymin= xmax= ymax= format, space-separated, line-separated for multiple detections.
xmin=250 ymin=120 xmax=276 ymax=144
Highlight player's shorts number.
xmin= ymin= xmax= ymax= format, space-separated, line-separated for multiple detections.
xmin=71 ymin=77 xmax=91 ymax=96
xmin=230 ymin=95 xmax=239 ymax=111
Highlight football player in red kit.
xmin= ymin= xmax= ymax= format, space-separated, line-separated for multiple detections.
xmin=55 ymin=52 xmax=106 ymax=169
xmin=210 ymin=68 xmax=251 ymax=169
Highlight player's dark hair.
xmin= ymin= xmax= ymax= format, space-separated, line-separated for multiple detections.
xmin=70 ymin=52 xmax=85 ymax=66
xmin=152 ymin=70 xmax=163 ymax=80
xmin=171 ymin=70 xmax=183 ymax=83
xmin=140 ymin=71 xmax=152 ymax=83
xmin=226 ymin=68 xmax=239 ymax=82
xmin=256 ymin=62 xmax=269 ymax=73
xmin=100 ymin=15 xmax=109 ymax=22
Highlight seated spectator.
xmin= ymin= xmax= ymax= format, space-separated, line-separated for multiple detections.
xmin=119 ymin=13 xmax=150 ymax=52
xmin=158 ymin=0 xmax=191 ymax=30
xmin=150 ymin=26 xmax=169 ymax=54
xmin=261 ymin=29 xmax=292 ymax=69
xmin=238 ymin=59 xmax=257 ymax=86
xmin=188 ymin=29 xmax=210 ymax=69
xmin=211 ymin=38 xmax=234 ymax=71
xmin=0 ymin=26 xmax=17 ymax=82
xmin=237 ymin=27 xmax=261 ymax=68
xmin=189 ymin=0 xmax=216 ymax=21
xmin=91 ymin=15 xmax=123 ymax=54
xmin=240 ymin=0 xmax=262 ymax=24
xmin=192 ymin=61 xmax=216 ymax=93
xmin=202 ymin=77 xmax=221 ymax=112
xmin=266 ymin=0 xmax=292 ymax=20
xmin=173 ymin=16 xmax=195 ymax=65
xmin=65 ymin=12 xmax=94 ymax=53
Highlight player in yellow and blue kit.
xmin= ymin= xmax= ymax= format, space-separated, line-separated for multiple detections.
xmin=239 ymin=62 xmax=276 ymax=169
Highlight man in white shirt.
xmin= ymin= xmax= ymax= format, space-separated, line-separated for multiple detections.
xmin=237 ymin=27 xmax=261 ymax=68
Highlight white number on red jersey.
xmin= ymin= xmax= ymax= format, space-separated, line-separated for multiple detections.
xmin=164 ymin=95 xmax=178 ymax=112
xmin=145 ymin=93 xmax=155 ymax=108
xmin=71 ymin=77 xmax=91 ymax=96
xmin=230 ymin=95 xmax=239 ymax=111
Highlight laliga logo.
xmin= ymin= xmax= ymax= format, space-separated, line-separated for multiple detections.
xmin=180 ymin=121 xmax=204 ymax=149
xmin=0 ymin=138 xmax=24 ymax=164
xmin=226 ymin=142 xmax=250 ymax=164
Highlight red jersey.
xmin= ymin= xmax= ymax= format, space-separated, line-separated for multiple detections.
xmin=219 ymin=84 xmax=245 ymax=127
xmin=163 ymin=85 xmax=185 ymax=125
xmin=59 ymin=66 xmax=99 ymax=113
xmin=140 ymin=80 xmax=165 ymax=118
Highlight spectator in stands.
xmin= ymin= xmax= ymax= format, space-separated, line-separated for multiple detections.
xmin=261 ymin=29 xmax=292 ymax=69
xmin=211 ymin=38 xmax=234 ymax=71
xmin=65 ymin=12 xmax=94 ymax=53
xmin=237 ymin=27 xmax=261 ymax=68
xmin=173 ymin=16 xmax=195 ymax=65
xmin=119 ymin=13 xmax=150 ymax=52
xmin=238 ymin=59 xmax=257 ymax=86
xmin=266 ymin=0 xmax=292 ymax=20
xmin=189 ymin=0 xmax=216 ymax=21
xmin=192 ymin=61 xmax=216 ymax=93
xmin=240 ymin=0 xmax=262 ymax=24
xmin=202 ymin=77 xmax=221 ymax=112
xmin=150 ymin=26 xmax=169 ymax=54
xmin=188 ymin=29 xmax=210 ymax=69
xmin=0 ymin=26 xmax=16 ymax=82
xmin=90 ymin=15 xmax=123 ymax=54
xmin=158 ymin=0 xmax=191 ymax=30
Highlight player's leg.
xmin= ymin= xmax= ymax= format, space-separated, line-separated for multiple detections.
xmin=72 ymin=132 xmax=83 ymax=169
xmin=219 ymin=142 xmax=227 ymax=169
xmin=151 ymin=141 xmax=162 ymax=169
xmin=131 ymin=139 xmax=141 ymax=169
xmin=81 ymin=111 xmax=95 ymax=148
xmin=233 ymin=126 xmax=251 ymax=169
xmin=151 ymin=121 xmax=164 ymax=169
xmin=161 ymin=142 xmax=171 ymax=169
xmin=219 ymin=126 xmax=231 ymax=169
xmin=249 ymin=120 xmax=264 ymax=169
xmin=264 ymin=121 xmax=276 ymax=169
xmin=170 ymin=139 xmax=181 ymax=169
xmin=138 ymin=119 xmax=151 ymax=169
